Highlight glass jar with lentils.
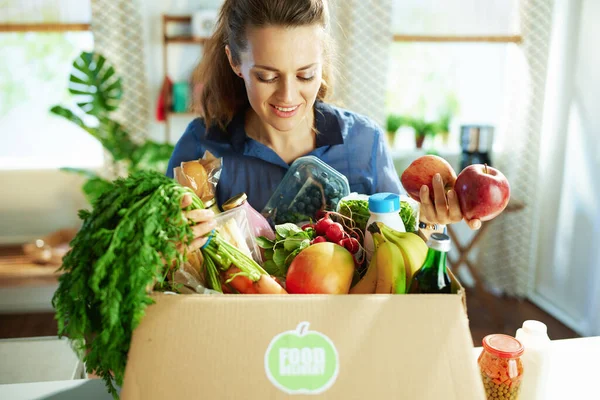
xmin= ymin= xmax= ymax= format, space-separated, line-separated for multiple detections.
xmin=478 ymin=334 xmax=524 ymax=400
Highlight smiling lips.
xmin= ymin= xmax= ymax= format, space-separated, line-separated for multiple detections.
xmin=270 ymin=103 xmax=300 ymax=118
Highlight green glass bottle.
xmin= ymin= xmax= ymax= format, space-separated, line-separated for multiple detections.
xmin=408 ymin=232 xmax=452 ymax=294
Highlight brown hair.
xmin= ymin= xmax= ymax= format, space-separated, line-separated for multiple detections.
xmin=192 ymin=0 xmax=334 ymax=129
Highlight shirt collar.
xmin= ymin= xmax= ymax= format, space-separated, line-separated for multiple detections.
xmin=225 ymin=101 xmax=344 ymax=153
xmin=314 ymin=101 xmax=344 ymax=147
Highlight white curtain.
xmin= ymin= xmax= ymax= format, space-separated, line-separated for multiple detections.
xmin=329 ymin=0 xmax=393 ymax=127
xmin=90 ymin=0 xmax=150 ymax=143
xmin=476 ymin=0 xmax=555 ymax=297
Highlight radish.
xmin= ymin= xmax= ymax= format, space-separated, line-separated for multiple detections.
xmin=325 ymin=222 xmax=345 ymax=243
xmin=341 ymin=237 xmax=360 ymax=254
xmin=301 ymin=223 xmax=314 ymax=231
xmin=315 ymin=217 xmax=335 ymax=236
xmin=311 ymin=236 xmax=327 ymax=245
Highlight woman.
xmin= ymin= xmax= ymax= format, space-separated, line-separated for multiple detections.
xmin=169 ymin=0 xmax=481 ymax=250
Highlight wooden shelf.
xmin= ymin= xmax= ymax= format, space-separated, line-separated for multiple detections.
xmin=392 ymin=34 xmax=522 ymax=44
xmin=164 ymin=35 xmax=209 ymax=44
xmin=163 ymin=15 xmax=192 ymax=23
xmin=0 ymin=23 xmax=90 ymax=33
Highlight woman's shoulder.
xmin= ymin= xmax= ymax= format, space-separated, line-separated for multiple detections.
xmin=317 ymin=102 xmax=383 ymax=141
xmin=179 ymin=117 xmax=233 ymax=144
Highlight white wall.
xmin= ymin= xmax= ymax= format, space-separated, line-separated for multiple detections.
xmin=531 ymin=0 xmax=600 ymax=336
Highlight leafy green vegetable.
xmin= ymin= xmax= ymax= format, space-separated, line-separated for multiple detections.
xmin=338 ymin=199 xmax=370 ymax=232
xmin=338 ymin=198 xmax=418 ymax=234
xmin=52 ymin=170 xmax=268 ymax=398
xmin=400 ymin=201 xmax=418 ymax=233
xmin=257 ymin=226 xmax=314 ymax=276
xmin=52 ymin=170 xmax=197 ymax=398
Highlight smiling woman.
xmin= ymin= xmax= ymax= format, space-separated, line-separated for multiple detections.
xmin=166 ymin=0 xmax=479 ymax=246
xmin=167 ymin=0 xmax=404 ymax=213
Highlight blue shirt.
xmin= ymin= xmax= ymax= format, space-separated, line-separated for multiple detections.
xmin=166 ymin=101 xmax=404 ymax=212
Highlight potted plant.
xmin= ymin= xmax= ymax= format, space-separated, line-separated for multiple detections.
xmin=435 ymin=112 xmax=452 ymax=147
xmin=385 ymin=114 xmax=405 ymax=147
xmin=406 ymin=117 xmax=437 ymax=149
xmin=50 ymin=51 xmax=174 ymax=204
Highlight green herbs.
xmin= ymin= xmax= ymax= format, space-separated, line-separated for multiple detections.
xmin=52 ymin=170 xmax=201 ymax=398
xmin=338 ymin=199 xmax=370 ymax=232
xmin=256 ymin=223 xmax=315 ymax=277
xmin=399 ymin=201 xmax=418 ymax=233
xmin=338 ymin=198 xmax=418 ymax=234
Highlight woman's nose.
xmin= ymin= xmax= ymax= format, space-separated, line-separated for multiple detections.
xmin=276 ymin=77 xmax=295 ymax=104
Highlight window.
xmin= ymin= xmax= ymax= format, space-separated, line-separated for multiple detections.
xmin=0 ymin=1 xmax=101 ymax=170
xmin=385 ymin=0 xmax=519 ymax=151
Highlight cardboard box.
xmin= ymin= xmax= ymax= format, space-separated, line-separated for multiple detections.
xmin=121 ymin=280 xmax=486 ymax=400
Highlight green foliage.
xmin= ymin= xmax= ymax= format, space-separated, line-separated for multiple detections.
xmin=406 ymin=117 xmax=438 ymax=139
xmin=52 ymin=170 xmax=199 ymax=398
xmin=257 ymin=224 xmax=314 ymax=277
xmin=50 ymin=51 xmax=174 ymax=204
xmin=386 ymin=114 xmax=405 ymax=134
xmin=67 ymin=52 xmax=123 ymax=117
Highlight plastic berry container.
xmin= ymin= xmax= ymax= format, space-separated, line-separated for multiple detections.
xmin=261 ymin=156 xmax=350 ymax=225
xmin=478 ymin=334 xmax=525 ymax=400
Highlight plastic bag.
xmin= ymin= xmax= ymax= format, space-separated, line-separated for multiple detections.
xmin=174 ymin=150 xmax=223 ymax=204
xmin=214 ymin=207 xmax=263 ymax=264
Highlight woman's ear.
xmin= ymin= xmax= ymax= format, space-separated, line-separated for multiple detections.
xmin=225 ymin=45 xmax=242 ymax=77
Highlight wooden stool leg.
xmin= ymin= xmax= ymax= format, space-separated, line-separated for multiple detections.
xmin=446 ymin=223 xmax=505 ymax=331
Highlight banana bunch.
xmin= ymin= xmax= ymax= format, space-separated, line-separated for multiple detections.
xmin=350 ymin=222 xmax=428 ymax=294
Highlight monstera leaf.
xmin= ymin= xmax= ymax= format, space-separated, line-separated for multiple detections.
xmin=68 ymin=52 xmax=123 ymax=117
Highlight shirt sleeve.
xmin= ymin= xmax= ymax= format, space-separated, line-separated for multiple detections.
xmin=165 ymin=119 xmax=204 ymax=178
xmin=372 ymin=126 xmax=405 ymax=195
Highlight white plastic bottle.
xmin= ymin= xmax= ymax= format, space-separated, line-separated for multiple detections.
xmin=515 ymin=320 xmax=551 ymax=400
xmin=363 ymin=193 xmax=406 ymax=263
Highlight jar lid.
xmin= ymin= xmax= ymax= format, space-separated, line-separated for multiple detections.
xmin=482 ymin=334 xmax=524 ymax=358
xmin=368 ymin=193 xmax=400 ymax=213
xmin=222 ymin=193 xmax=247 ymax=211
xmin=204 ymin=197 xmax=216 ymax=208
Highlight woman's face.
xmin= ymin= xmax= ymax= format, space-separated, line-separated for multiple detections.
xmin=229 ymin=25 xmax=324 ymax=133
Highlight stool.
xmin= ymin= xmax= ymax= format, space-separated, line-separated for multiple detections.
xmin=446 ymin=199 xmax=525 ymax=329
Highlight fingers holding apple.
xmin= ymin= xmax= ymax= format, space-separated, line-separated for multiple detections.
xmin=418 ymin=174 xmax=461 ymax=226
xmin=401 ymin=156 xmax=509 ymax=229
xmin=401 ymin=155 xmax=457 ymax=203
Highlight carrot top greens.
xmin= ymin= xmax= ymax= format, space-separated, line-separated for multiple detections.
xmin=52 ymin=170 xmax=202 ymax=397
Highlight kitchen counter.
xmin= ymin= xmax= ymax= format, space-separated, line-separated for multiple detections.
xmin=0 ymin=336 xmax=597 ymax=399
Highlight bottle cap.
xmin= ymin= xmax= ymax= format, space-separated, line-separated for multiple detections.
xmin=368 ymin=193 xmax=400 ymax=213
xmin=482 ymin=334 xmax=524 ymax=358
xmin=522 ymin=320 xmax=548 ymax=336
xmin=222 ymin=193 xmax=247 ymax=211
xmin=426 ymin=232 xmax=451 ymax=252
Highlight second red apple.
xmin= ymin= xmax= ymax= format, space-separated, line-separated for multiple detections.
xmin=454 ymin=164 xmax=511 ymax=221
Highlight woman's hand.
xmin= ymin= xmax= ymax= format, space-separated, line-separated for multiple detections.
xmin=181 ymin=194 xmax=217 ymax=251
xmin=418 ymin=173 xmax=482 ymax=230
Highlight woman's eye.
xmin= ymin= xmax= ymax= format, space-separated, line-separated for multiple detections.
xmin=298 ymin=75 xmax=315 ymax=82
xmin=257 ymin=75 xmax=277 ymax=83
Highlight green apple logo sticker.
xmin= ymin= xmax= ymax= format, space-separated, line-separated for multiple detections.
xmin=265 ymin=321 xmax=339 ymax=394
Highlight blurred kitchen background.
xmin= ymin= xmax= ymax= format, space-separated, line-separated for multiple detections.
xmin=0 ymin=0 xmax=598 ymax=345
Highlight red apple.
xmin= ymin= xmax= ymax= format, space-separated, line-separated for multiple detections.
xmin=454 ymin=164 xmax=511 ymax=221
xmin=400 ymin=155 xmax=457 ymax=202
xmin=286 ymin=242 xmax=355 ymax=294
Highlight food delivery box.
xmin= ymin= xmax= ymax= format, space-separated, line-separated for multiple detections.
xmin=120 ymin=277 xmax=486 ymax=400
